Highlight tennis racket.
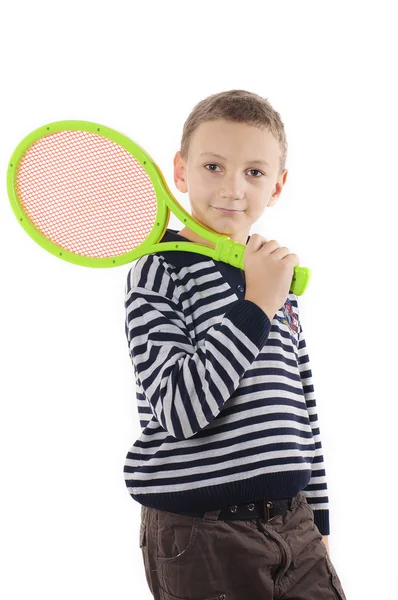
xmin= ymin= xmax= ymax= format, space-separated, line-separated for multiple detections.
xmin=7 ymin=120 xmax=311 ymax=295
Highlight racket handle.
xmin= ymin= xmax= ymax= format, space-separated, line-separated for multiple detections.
xmin=216 ymin=238 xmax=312 ymax=296
xmin=291 ymin=266 xmax=312 ymax=296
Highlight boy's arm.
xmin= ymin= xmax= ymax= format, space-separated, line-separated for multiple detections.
xmin=297 ymin=316 xmax=330 ymax=537
xmin=125 ymin=254 xmax=272 ymax=441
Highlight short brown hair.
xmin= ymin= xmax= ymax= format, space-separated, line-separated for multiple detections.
xmin=180 ymin=89 xmax=288 ymax=176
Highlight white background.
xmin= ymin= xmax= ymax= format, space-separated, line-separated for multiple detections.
xmin=1 ymin=2 xmax=396 ymax=599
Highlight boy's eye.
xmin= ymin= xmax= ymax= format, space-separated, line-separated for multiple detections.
xmin=204 ymin=164 xmax=264 ymax=177
xmin=204 ymin=163 xmax=221 ymax=172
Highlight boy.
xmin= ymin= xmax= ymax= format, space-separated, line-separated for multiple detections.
xmin=124 ymin=90 xmax=346 ymax=600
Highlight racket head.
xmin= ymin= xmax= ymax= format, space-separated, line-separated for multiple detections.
xmin=6 ymin=120 xmax=182 ymax=268
xmin=6 ymin=120 xmax=310 ymax=294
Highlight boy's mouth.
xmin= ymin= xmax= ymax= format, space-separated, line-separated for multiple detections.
xmin=212 ymin=206 xmax=244 ymax=214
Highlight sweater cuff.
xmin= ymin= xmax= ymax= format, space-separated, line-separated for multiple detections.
xmin=224 ymin=300 xmax=272 ymax=350
xmin=314 ymin=509 xmax=330 ymax=536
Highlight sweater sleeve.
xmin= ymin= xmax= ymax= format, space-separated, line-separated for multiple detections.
xmin=297 ymin=318 xmax=330 ymax=536
xmin=124 ymin=253 xmax=272 ymax=441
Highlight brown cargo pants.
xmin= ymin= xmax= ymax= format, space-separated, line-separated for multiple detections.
xmin=138 ymin=491 xmax=347 ymax=600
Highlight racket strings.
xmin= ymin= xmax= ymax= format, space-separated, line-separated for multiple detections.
xmin=16 ymin=130 xmax=158 ymax=258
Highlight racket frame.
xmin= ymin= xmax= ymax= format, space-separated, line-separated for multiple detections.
xmin=7 ymin=120 xmax=311 ymax=294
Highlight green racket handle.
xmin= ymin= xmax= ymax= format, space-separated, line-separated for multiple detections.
xmin=209 ymin=235 xmax=311 ymax=296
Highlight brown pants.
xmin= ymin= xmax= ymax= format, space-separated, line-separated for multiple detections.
xmin=139 ymin=491 xmax=347 ymax=600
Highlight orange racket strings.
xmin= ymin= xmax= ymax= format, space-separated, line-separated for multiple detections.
xmin=16 ymin=130 xmax=158 ymax=258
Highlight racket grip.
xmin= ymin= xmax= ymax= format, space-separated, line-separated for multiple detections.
xmin=290 ymin=266 xmax=312 ymax=296
xmin=216 ymin=238 xmax=311 ymax=296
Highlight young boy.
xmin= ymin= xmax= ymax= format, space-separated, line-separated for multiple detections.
xmin=124 ymin=90 xmax=346 ymax=600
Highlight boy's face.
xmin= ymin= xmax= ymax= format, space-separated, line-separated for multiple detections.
xmin=173 ymin=119 xmax=288 ymax=247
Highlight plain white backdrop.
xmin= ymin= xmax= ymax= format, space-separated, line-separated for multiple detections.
xmin=1 ymin=2 xmax=397 ymax=599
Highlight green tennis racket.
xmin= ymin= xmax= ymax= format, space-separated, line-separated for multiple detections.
xmin=7 ymin=120 xmax=311 ymax=295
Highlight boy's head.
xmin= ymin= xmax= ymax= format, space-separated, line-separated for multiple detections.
xmin=173 ymin=89 xmax=288 ymax=247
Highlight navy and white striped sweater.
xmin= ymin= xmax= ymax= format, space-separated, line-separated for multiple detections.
xmin=123 ymin=228 xmax=330 ymax=536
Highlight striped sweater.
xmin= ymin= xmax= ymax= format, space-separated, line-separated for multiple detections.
xmin=123 ymin=228 xmax=330 ymax=536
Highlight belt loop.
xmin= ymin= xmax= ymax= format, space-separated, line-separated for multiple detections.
xmin=203 ymin=509 xmax=222 ymax=522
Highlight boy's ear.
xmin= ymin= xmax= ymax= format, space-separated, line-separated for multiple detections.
xmin=268 ymin=169 xmax=288 ymax=207
xmin=173 ymin=151 xmax=188 ymax=193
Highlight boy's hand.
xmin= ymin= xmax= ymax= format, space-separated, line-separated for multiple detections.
xmin=244 ymin=235 xmax=300 ymax=321
xmin=322 ymin=535 xmax=330 ymax=556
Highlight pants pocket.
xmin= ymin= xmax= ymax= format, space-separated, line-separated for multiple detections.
xmin=139 ymin=518 xmax=147 ymax=548
xmin=139 ymin=517 xmax=153 ymax=595
xmin=156 ymin=511 xmax=199 ymax=563
xmin=325 ymin=552 xmax=347 ymax=600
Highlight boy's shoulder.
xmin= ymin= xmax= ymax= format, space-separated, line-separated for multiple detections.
xmin=126 ymin=229 xmax=205 ymax=291
xmin=153 ymin=228 xmax=209 ymax=270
